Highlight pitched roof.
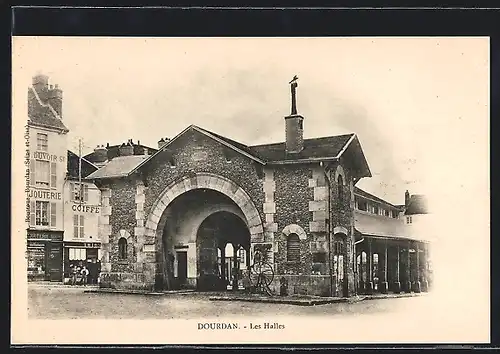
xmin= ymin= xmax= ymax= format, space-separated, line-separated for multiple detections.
xmin=67 ymin=150 xmax=98 ymax=179
xmin=85 ymin=155 xmax=150 ymax=179
xmin=354 ymin=187 xmax=400 ymax=210
xmin=250 ymin=134 xmax=355 ymax=163
xmin=28 ymin=87 xmax=69 ymax=132
xmin=99 ymin=124 xmax=370 ymax=180
xmin=83 ymin=142 xmax=158 ymax=163
xmin=405 ymin=195 xmax=429 ymax=215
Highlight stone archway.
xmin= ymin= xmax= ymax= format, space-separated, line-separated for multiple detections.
xmin=146 ymin=173 xmax=263 ymax=241
xmin=137 ymin=173 xmax=264 ymax=290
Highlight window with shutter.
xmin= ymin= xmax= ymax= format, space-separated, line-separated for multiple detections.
xmin=79 ymin=215 xmax=85 ymax=238
xmin=69 ymin=183 xmax=74 ymax=201
xmin=50 ymin=162 xmax=57 ymax=188
xmin=84 ymin=185 xmax=89 ymax=202
xmin=50 ymin=202 xmax=56 ymax=227
xmin=30 ymin=159 xmax=36 ymax=187
xmin=286 ymin=233 xmax=300 ymax=262
xmin=30 ymin=201 xmax=36 ymax=226
xmin=73 ymin=215 xmax=79 ymax=238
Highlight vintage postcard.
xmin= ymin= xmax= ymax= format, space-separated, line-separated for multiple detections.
xmin=11 ymin=37 xmax=490 ymax=345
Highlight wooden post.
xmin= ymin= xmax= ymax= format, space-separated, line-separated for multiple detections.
xmin=367 ymin=238 xmax=374 ymax=294
xmin=414 ymin=243 xmax=421 ymax=293
xmin=380 ymin=239 xmax=389 ymax=294
xmin=406 ymin=241 xmax=412 ymax=293
xmin=394 ymin=244 xmax=401 ymax=293
xmin=359 ymin=249 xmax=364 ymax=294
xmin=220 ymin=244 xmax=226 ymax=288
xmin=232 ymin=244 xmax=239 ymax=291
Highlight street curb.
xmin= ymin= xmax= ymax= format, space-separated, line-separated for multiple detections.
xmin=208 ymin=292 xmax=427 ymax=306
xmin=83 ymin=289 xmax=195 ymax=296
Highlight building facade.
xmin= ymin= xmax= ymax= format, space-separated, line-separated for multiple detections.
xmin=86 ymin=80 xmax=431 ymax=297
xmin=62 ymin=151 xmax=102 ymax=284
xmin=26 ymin=74 xmax=69 ymax=282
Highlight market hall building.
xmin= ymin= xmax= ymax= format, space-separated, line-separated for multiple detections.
xmin=87 ymin=79 xmax=431 ymax=297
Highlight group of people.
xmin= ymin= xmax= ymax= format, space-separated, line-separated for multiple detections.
xmin=69 ymin=264 xmax=90 ymax=286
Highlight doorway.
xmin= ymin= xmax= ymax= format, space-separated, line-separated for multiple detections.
xmin=177 ymin=251 xmax=188 ymax=287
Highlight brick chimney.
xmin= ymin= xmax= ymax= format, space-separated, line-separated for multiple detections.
xmin=47 ymin=83 xmax=63 ymax=118
xmin=93 ymin=145 xmax=108 ymax=164
xmin=158 ymin=137 xmax=170 ymax=149
xmin=405 ymin=190 xmax=410 ymax=207
xmin=285 ymin=75 xmax=304 ymax=154
xmin=119 ymin=140 xmax=134 ymax=156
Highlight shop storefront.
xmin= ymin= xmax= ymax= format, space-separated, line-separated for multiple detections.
xmin=63 ymin=241 xmax=101 ymax=284
xmin=27 ymin=229 xmax=63 ymax=282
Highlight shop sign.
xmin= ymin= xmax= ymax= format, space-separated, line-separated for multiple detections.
xmin=64 ymin=242 xmax=101 ymax=248
xmin=71 ymin=204 xmax=100 ymax=213
xmin=32 ymin=151 xmax=65 ymax=162
xmin=28 ymin=242 xmax=46 ymax=248
xmin=28 ymin=189 xmax=62 ymax=200
xmin=28 ymin=230 xmax=63 ymax=241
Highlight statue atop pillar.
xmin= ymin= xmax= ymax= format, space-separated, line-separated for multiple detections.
xmin=289 ymin=75 xmax=299 ymax=115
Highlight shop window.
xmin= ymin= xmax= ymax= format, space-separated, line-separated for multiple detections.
xmin=69 ymin=248 xmax=87 ymax=261
xmin=286 ymin=233 xmax=300 ymax=262
xmin=71 ymin=183 xmax=89 ymax=202
xmin=118 ymin=237 xmax=127 ymax=260
xmin=312 ymin=252 xmax=327 ymax=263
xmin=36 ymin=133 xmax=48 ymax=151
xmin=373 ymin=205 xmax=379 ymax=215
xmin=30 ymin=201 xmax=56 ymax=227
xmin=337 ymin=175 xmax=344 ymax=203
xmin=73 ymin=215 xmax=84 ymax=238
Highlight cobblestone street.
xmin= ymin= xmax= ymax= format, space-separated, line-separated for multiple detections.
xmin=28 ymin=282 xmax=435 ymax=320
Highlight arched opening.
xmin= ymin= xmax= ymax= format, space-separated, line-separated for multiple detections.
xmin=159 ymin=188 xmax=251 ymax=292
xmin=118 ymin=238 xmax=127 ymax=260
xmin=286 ymin=233 xmax=300 ymax=262
xmin=196 ymin=211 xmax=250 ymax=291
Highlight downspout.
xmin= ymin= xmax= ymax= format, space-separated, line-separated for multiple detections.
xmin=354 ymin=237 xmax=364 ymax=295
xmin=321 ymin=162 xmax=334 ymax=297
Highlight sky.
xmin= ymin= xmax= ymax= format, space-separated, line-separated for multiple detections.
xmin=12 ymin=37 xmax=489 ymax=205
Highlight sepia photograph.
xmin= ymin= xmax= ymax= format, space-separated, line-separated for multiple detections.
xmin=11 ymin=36 xmax=490 ymax=345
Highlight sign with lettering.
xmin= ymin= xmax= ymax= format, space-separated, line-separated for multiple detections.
xmin=27 ymin=230 xmax=63 ymax=241
xmin=71 ymin=204 xmax=100 ymax=214
xmin=64 ymin=242 xmax=100 ymax=248
xmin=28 ymin=189 xmax=62 ymax=200
xmin=32 ymin=151 xmax=65 ymax=162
